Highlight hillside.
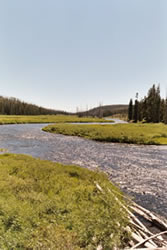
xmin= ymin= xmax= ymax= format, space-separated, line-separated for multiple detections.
xmin=77 ymin=104 xmax=128 ymax=117
xmin=0 ymin=96 xmax=67 ymax=115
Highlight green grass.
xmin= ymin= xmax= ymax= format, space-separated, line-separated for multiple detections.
xmin=0 ymin=115 xmax=110 ymax=125
xmin=0 ymin=154 xmax=130 ymax=249
xmin=43 ymin=123 xmax=167 ymax=145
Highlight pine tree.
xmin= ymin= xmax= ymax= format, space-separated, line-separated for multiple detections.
xmin=164 ymin=98 xmax=167 ymax=124
xmin=143 ymin=84 xmax=161 ymax=122
xmin=129 ymin=84 xmax=165 ymax=123
xmin=155 ymin=85 xmax=161 ymax=123
xmin=160 ymin=99 xmax=165 ymax=122
xmin=133 ymin=99 xmax=139 ymax=123
xmin=0 ymin=96 xmax=65 ymax=115
xmin=128 ymin=99 xmax=133 ymax=121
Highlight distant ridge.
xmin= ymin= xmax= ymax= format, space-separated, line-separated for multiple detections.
xmin=76 ymin=104 xmax=128 ymax=117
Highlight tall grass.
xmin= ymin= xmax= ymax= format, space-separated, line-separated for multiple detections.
xmin=0 ymin=154 xmax=130 ymax=249
xmin=43 ymin=123 xmax=167 ymax=145
xmin=0 ymin=115 xmax=109 ymax=124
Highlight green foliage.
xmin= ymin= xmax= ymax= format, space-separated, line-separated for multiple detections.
xmin=0 ymin=96 xmax=66 ymax=115
xmin=133 ymin=99 xmax=139 ymax=123
xmin=0 ymin=115 xmax=108 ymax=125
xmin=43 ymin=123 xmax=167 ymax=145
xmin=129 ymin=84 xmax=163 ymax=123
xmin=0 ymin=154 xmax=130 ymax=249
xmin=163 ymin=99 xmax=167 ymax=124
xmin=128 ymin=99 xmax=133 ymax=121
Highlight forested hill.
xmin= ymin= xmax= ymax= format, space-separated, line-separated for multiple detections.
xmin=0 ymin=96 xmax=67 ymax=115
xmin=77 ymin=105 xmax=128 ymax=117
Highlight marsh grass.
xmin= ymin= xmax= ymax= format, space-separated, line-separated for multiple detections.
xmin=0 ymin=115 xmax=109 ymax=125
xmin=43 ymin=123 xmax=167 ymax=145
xmin=0 ymin=154 xmax=130 ymax=249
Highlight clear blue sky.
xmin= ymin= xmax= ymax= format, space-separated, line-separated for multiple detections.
xmin=0 ymin=0 xmax=166 ymax=112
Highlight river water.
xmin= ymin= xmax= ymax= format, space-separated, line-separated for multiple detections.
xmin=0 ymin=123 xmax=167 ymax=218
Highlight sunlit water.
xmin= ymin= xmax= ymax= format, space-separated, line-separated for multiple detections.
xmin=0 ymin=123 xmax=167 ymax=218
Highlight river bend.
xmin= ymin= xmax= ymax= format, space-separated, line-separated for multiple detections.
xmin=0 ymin=124 xmax=167 ymax=218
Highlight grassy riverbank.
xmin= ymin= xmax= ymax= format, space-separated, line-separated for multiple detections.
xmin=0 ymin=115 xmax=109 ymax=125
xmin=43 ymin=123 xmax=167 ymax=145
xmin=0 ymin=154 xmax=130 ymax=249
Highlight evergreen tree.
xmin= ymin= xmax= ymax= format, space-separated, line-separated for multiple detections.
xmin=145 ymin=84 xmax=156 ymax=122
xmin=129 ymin=84 xmax=165 ymax=123
xmin=0 ymin=96 xmax=67 ymax=115
xmin=128 ymin=99 xmax=133 ymax=121
xmin=138 ymin=101 xmax=142 ymax=121
xmin=160 ymin=99 xmax=165 ymax=122
xmin=155 ymin=85 xmax=161 ymax=123
xmin=140 ymin=84 xmax=161 ymax=123
xmin=163 ymin=98 xmax=167 ymax=124
xmin=133 ymin=99 xmax=139 ymax=123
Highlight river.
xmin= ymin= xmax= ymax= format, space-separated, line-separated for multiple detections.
xmin=0 ymin=123 xmax=166 ymax=218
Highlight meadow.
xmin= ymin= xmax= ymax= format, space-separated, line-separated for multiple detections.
xmin=43 ymin=123 xmax=167 ymax=145
xmin=0 ymin=115 xmax=110 ymax=125
xmin=0 ymin=153 xmax=130 ymax=249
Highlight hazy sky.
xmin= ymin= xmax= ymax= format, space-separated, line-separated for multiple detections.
xmin=0 ymin=0 xmax=166 ymax=111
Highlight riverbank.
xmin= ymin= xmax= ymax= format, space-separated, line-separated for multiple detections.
xmin=0 ymin=115 xmax=110 ymax=124
xmin=0 ymin=153 xmax=130 ymax=249
xmin=0 ymin=123 xmax=167 ymax=217
xmin=43 ymin=123 xmax=167 ymax=145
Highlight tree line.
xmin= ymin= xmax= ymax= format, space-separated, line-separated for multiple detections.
xmin=0 ymin=96 xmax=67 ymax=115
xmin=128 ymin=84 xmax=167 ymax=123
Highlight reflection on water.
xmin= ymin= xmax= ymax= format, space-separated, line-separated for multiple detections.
xmin=0 ymin=123 xmax=167 ymax=218
xmin=71 ymin=118 xmax=128 ymax=125
xmin=106 ymin=118 xmax=128 ymax=124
